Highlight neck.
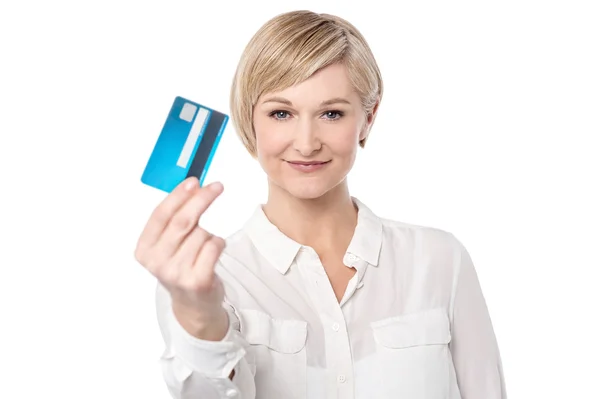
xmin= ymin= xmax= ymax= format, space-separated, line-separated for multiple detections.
xmin=262 ymin=180 xmax=357 ymax=252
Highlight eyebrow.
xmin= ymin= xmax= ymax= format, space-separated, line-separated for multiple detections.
xmin=261 ymin=96 xmax=351 ymax=106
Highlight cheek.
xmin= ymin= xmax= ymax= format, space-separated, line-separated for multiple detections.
xmin=327 ymin=129 xmax=361 ymax=156
xmin=254 ymin=125 xmax=289 ymax=161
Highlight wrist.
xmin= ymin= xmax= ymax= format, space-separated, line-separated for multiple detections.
xmin=172 ymin=302 xmax=229 ymax=341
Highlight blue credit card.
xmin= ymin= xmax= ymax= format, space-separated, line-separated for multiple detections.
xmin=141 ymin=96 xmax=229 ymax=193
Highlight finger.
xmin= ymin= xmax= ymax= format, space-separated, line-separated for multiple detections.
xmin=160 ymin=182 xmax=224 ymax=258
xmin=189 ymin=235 xmax=225 ymax=290
xmin=171 ymin=226 xmax=213 ymax=270
xmin=137 ymin=177 xmax=199 ymax=252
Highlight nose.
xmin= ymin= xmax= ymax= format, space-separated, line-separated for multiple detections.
xmin=293 ymin=118 xmax=321 ymax=157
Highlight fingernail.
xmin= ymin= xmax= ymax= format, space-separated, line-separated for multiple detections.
xmin=185 ymin=178 xmax=197 ymax=191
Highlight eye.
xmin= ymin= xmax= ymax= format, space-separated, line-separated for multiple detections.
xmin=269 ymin=110 xmax=290 ymax=120
xmin=322 ymin=110 xmax=343 ymax=120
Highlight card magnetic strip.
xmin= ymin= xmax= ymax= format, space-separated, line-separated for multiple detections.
xmin=186 ymin=110 xmax=226 ymax=179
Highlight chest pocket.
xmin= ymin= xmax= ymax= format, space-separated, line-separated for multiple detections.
xmin=371 ymin=307 xmax=453 ymax=399
xmin=238 ymin=308 xmax=308 ymax=399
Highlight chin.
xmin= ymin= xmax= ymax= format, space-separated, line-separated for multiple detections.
xmin=281 ymin=176 xmax=346 ymax=200
xmin=286 ymin=185 xmax=331 ymax=200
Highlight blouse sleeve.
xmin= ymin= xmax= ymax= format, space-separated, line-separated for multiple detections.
xmin=155 ymin=282 xmax=256 ymax=399
xmin=449 ymin=236 xmax=507 ymax=399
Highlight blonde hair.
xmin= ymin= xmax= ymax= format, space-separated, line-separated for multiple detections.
xmin=230 ymin=10 xmax=383 ymax=157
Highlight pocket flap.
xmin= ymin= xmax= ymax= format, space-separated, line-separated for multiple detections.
xmin=238 ymin=308 xmax=308 ymax=354
xmin=371 ymin=308 xmax=451 ymax=349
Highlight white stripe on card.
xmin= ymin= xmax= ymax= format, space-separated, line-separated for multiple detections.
xmin=177 ymin=107 xmax=209 ymax=168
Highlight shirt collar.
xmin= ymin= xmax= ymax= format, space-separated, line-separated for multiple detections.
xmin=242 ymin=197 xmax=383 ymax=274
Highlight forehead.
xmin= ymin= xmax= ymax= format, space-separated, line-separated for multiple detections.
xmin=260 ymin=63 xmax=360 ymax=106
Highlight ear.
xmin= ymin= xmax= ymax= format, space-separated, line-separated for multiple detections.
xmin=359 ymin=100 xmax=380 ymax=141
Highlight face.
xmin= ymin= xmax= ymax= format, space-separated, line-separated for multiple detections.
xmin=253 ymin=63 xmax=373 ymax=200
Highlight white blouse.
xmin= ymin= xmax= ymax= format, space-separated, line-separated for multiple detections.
xmin=155 ymin=198 xmax=507 ymax=399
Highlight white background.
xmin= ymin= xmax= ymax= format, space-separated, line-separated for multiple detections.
xmin=1 ymin=0 xmax=598 ymax=398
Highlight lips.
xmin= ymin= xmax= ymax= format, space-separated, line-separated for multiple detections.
xmin=287 ymin=160 xmax=330 ymax=165
xmin=285 ymin=159 xmax=331 ymax=172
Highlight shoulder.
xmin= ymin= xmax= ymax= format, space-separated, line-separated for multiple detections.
xmin=372 ymin=215 xmax=471 ymax=280
xmin=379 ymin=215 xmax=464 ymax=253
xmin=356 ymin=197 xmax=467 ymax=258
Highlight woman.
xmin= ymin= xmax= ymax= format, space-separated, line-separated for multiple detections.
xmin=135 ymin=10 xmax=506 ymax=399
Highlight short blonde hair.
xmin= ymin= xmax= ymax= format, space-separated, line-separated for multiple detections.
xmin=230 ymin=10 xmax=383 ymax=157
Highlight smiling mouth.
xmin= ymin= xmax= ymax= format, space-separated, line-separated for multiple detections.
xmin=286 ymin=160 xmax=331 ymax=165
xmin=285 ymin=159 xmax=331 ymax=172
